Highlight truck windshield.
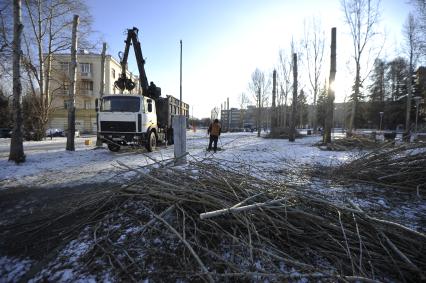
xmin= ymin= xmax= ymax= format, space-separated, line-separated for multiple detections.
xmin=101 ymin=96 xmax=140 ymax=112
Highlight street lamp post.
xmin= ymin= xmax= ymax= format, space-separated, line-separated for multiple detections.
xmin=379 ymin=111 xmax=384 ymax=132
xmin=413 ymin=97 xmax=422 ymax=134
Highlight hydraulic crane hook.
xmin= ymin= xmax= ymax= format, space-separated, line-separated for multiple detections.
xmin=114 ymin=74 xmax=136 ymax=91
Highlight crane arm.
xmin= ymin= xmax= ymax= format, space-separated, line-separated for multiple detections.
xmin=115 ymin=27 xmax=160 ymax=99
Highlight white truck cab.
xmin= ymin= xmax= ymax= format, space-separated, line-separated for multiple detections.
xmin=97 ymin=94 xmax=164 ymax=152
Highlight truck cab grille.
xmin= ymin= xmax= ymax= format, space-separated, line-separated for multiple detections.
xmin=100 ymin=121 xmax=136 ymax=132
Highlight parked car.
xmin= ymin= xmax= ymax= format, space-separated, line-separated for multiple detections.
xmin=0 ymin=128 xmax=12 ymax=138
xmin=45 ymin=128 xmax=65 ymax=137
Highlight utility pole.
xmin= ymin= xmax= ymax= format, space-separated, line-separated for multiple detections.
xmin=227 ymin=97 xmax=230 ymax=130
xmin=66 ymin=15 xmax=79 ymax=151
xmin=324 ymin=27 xmax=336 ymax=144
xmin=180 ymin=39 xmax=183 ymax=115
xmin=96 ymin=42 xmax=107 ymax=147
xmin=289 ymin=53 xmax=298 ymax=142
xmin=174 ymin=39 xmax=186 ymax=165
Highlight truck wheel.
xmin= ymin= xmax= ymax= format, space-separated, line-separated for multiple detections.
xmin=146 ymin=131 xmax=156 ymax=152
xmin=108 ymin=143 xmax=120 ymax=152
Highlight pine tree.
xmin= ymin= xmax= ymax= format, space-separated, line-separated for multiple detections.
xmin=368 ymin=59 xmax=386 ymax=102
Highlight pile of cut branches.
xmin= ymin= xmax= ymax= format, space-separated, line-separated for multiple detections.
xmin=321 ymin=142 xmax=426 ymax=192
xmin=2 ymin=159 xmax=425 ymax=282
xmin=316 ymin=136 xmax=383 ymax=151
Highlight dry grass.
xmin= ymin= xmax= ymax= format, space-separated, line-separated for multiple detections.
xmin=318 ymin=142 xmax=426 ymax=193
xmin=2 ymin=155 xmax=425 ymax=282
xmin=315 ymin=136 xmax=385 ymax=151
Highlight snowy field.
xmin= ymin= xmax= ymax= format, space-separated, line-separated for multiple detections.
xmin=0 ymin=130 xmax=425 ymax=282
xmin=0 ymin=130 xmax=352 ymax=189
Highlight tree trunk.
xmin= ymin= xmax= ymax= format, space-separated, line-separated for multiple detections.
xmin=271 ymin=69 xmax=276 ymax=131
xmin=283 ymin=93 xmax=288 ymax=128
xmin=44 ymin=9 xmax=54 ymax=125
xmin=289 ymin=53 xmax=297 ymax=142
xmin=348 ymin=62 xmax=360 ymax=135
xmin=313 ymin=84 xmax=318 ymax=134
xmin=405 ymin=63 xmax=413 ymax=138
xmin=9 ymin=0 xmax=25 ymax=163
xmin=66 ymin=15 xmax=79 ymax=151
xmin=257 ymin=88 xmax=261 ymax=137
xmin=324 ymin=27 xmax=336 ymax=144
xmin=37 ymin=0 xmax=44 ymax=108
xmin=96 ymin=42 xmax=107 ymax=147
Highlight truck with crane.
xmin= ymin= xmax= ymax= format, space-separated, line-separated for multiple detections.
xmin=96 ymin=27 xmax=187 ymax=152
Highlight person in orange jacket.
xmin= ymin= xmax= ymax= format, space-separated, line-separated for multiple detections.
xmin=207 ymin=119 xmax=221 ymax=152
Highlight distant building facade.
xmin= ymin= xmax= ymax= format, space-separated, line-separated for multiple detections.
xmin=47 ymin=51 xmax=189 ymax=133
xmin=48 ymin=51 xmax=139 ymax=133
xmin=220 ymin=106 xmax=258 ymax=131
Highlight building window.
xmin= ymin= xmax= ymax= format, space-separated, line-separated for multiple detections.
xmin=62 ymin=82 xmax=69 ymax=95
xmin=80 ymin=80 xmax=93 ymax=90
xmin=64 ymin=101 xmax=68 ymax=109
xmin=112 ymin=69 xmax=115 ymax=79
xmin=84 ymin=100 xmax=92 ymax=109
xmin=80 ymin=63 xmax=91 ymax=75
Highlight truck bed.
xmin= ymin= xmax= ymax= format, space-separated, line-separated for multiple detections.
xmin=156 ymin=95 xmax=187 ymax=128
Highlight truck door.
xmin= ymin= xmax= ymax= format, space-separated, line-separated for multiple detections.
xmin=142 ymin=97 xmax=157 ymax=132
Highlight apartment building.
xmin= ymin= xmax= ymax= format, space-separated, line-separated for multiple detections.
xmin=48 ymin=51 xmax=139 ymax=133
xmin=220 ymin=106 xmax=257 ymax=131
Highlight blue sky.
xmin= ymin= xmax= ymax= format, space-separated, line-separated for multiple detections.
xmin=88 ymin=0 xmax=412 ymax=118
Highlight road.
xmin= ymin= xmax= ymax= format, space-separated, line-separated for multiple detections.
xmin=0 ymin=136 xmax=97 ymax=159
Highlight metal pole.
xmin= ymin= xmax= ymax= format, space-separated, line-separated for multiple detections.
xmin=227 ymin=97 xmax=230 ymax=130
xmin=180 ymin=39 xmax=182 ymax=115
xmin=379 ymin=112 xmax=383 ymax=131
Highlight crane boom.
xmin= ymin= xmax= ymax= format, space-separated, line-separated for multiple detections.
xmin=114 ymin=27 xmax=160 ymax=99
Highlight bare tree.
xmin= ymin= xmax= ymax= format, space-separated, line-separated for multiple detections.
xmin=0 ymin=1 xmax=12 ymax=80
xmin=238 ymin=92 xmax=250 ymax=128
xmin=9 ymin=0 xmax=25 ymax=163
xmin=341 ymin=0 xmax=382 ymax=134
xmin=248 ymin=68 xmax=270 ymax=137
xmin=19 ymin=0 xmax=93 ymax=139
xmin=324 ymin=28 xmax=337 ymax=144
xmin=403 ymin=13 xmax=421 ymax=135
xmin=409 ymin=0 xmax=426 ymax=58
xmin=303 ymin=16 xmax=325 ymax=134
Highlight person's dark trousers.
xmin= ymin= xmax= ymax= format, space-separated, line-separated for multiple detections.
xmin=208 ymin=135 xmax=219 ymax=152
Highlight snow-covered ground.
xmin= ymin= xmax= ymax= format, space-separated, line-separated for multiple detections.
xmin=1 ymin=131 xmax=423 ymax=229
xmin=0 ymin=130 xmax=352 ymax=189
xmin=1 ymin=130 xmax=425 ymax=282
